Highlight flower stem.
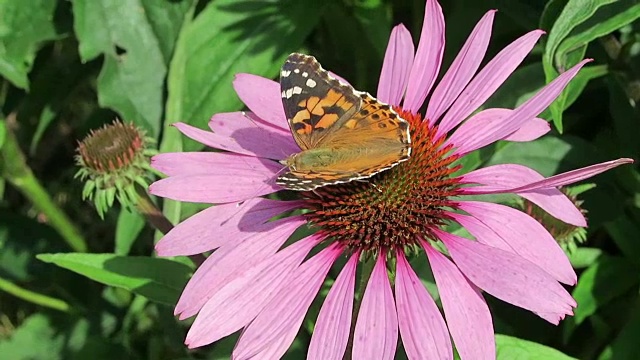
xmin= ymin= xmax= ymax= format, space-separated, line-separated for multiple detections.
xmin=0 ymin=276 xmax=71 ymax=312
xmin=345 ymin=253 xmax=376 ymax=359
xmin=134 ymin=185 xmax=205 ymax=266
xmin=0 ymin=122 xmax=88 ymax=253
xmin=135 ymin=185 xmax=174 ymax=235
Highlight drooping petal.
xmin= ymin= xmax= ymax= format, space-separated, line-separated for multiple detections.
xmin=448 ymin=59 xmax=591 ymax=155
xmin=174 ymin=217 xmax=304 ymax=320
xmin=435 ymin=229 xmax=576 ymax=323
xmin=396 ymin=252 xmax=452 ymax=360
xmin=426 ymin=10 xmax=496 ymax=123
xmin=308 ymin=253 xmax=358 ymax=360
xmin=437 ymin=30 xmax=544 ymax=137
xmin=478 ymin=158 xmax=635 ymax=193
xmin=377 ymin=24 xmax=415 ymax=107
xmin=233 ymin=244 xmax=343 ymax=360
xmin=403 ymin=0 xmax=445 ymax=112
xmin=151 ymin=151 xmax=275 ymax=177
xmin=184 ymin=233 xmax=322 ymax=348
xmin=233 ymin=73 xmax=288 ymax=131
xmin=353 ymin=252 xmax=398 ymax=360
xmin=445 ymin=109 xmax=550 ymax=151
xmin=156 ymin=198 xmax=303 ymax=256
xmin=149 ymin=155 xmax=281 ymax=204
xmin=459 ymin=163 xmax=586 ymax=226
xmin=424 ymin=243 xmax=495 ymax=360
xmin=207 ymin=112 xmax=298 ymax=159
xmin=456 ymin=201 xmax=576 ymax=285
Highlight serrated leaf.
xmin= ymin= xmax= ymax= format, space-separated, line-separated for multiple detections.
xmin=496 ymin=334 xmax=577 ymax=360
xmin=37 ymin=253 xmax=193 ymax=305
xmin=563 ymin=255 xmax=639 ymax=341
xmin=161 ymin=0 xmax=326 ymax=153
xmin=0 ymin=0 xmax=58 ymax=89
xmin=115 ymin=208 xmax=145 ymax=255
xmin=71 ymin=0 xmax=173 ymax=138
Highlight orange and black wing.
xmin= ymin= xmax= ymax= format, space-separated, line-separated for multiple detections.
xmin=280 ymin=53 xmax=361 ymax=150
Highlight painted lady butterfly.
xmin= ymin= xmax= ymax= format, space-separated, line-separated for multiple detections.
xmin=276 ymin=53 xmax=411 ymax=191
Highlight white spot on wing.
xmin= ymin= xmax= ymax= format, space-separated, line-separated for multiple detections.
xmin=281 ymin=70 xmax=291 ymax=77
xmin=294 ymin=69 xmax=300 ymax=73
xmin=281 ymin=91 xmax=286 ymax=98
xmin=302 ymin=72 xmax=308 ymax=77
xmin=292 ymin=86 xmax=302 ymax=94
xmin=286 ymin=88 xmax=293 ymax=98
xmin=306 ymin=79 xmax=317 ymax=88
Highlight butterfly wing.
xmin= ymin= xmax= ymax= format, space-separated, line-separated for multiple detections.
xmin=280 ymin=53 xmax=362 ymax=151
xmin=277 ymin=93 xmax=412 ymax=191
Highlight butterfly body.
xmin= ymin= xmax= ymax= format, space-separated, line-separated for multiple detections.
xmin=276 ymin=53 xmax=411 ymax=191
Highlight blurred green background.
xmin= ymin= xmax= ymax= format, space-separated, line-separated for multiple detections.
xmin=1 ymin=0 xmax=639 ymax=359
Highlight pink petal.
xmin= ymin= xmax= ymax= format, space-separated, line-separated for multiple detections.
xmin=426 ymin=10 xmax=496 ymax=123
xmin=174 ymin=217 xmax=304 ymax=319
xmin=184 ymin=233 xmax=322 ymax=348
xmin=395 ymin=251 xmax=453 ymax=360
xmin=456 ymin=201 xmax=576 ymax=285
xmin=403 ymin=0 xmax=445 ymax=113
xmin=151 ymin=151 xmax=276 ymax=177
xmin=172 ymin=122 xmax=259 ymax=157
xmin=437 ymin=30 xmax=544 ymax=137
xmin=448 ymin=59 xmax=591 ymax=155
xmin=149 ymin=156 xmax=281 ymax=204
xmin=377 ymin=24 xmax=415 ymax=107
xmin=479 ymin=158 xmax=635 ymax=193
xmin=156 ymin=198 xmax=303 ymax=256
xmin=445 ymin=109 xmax=550 ymax=153
xmin=424 ymin=243 xmax=495 ymax=360
xmin=435 ymin=229 xmax=576 ymax=323
xmin=353 ymin=252 xmax=398 ymax=360
xmin=206 ymin=112 xmax=298 ymax=159
xmin=233 ymin=244 xmax=343 ymax=359
xmin=504 ymin=118 xmax=550 ymax=142
xmin=233 ymin=73 xmax=288 ymax=131
xmin=459 ymin=163 xmax=586 ymax=226
xmin=308 ymin=253 xmax=359 ymax=360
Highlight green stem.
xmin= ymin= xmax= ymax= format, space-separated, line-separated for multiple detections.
xmin=0 ymin=277 xmax=71 ymax=312
xmin=0 ymin=123 xmax=87 ymax=252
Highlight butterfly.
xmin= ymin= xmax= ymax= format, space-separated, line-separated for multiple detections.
xmin=276 ymin=53 xmax=412 ymax=191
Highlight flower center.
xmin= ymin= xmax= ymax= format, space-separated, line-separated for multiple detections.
xmin=77 ymin=120 xmax=144 ymax=173
xmin=304 ymin=110 xmax=462 ymax=252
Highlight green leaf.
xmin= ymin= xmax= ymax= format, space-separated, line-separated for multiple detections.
xmin=71 ymin=0 xmax=173 ymax=138
xmin=496 ymin=334 xmax=578 ymax=360
xmin=568 ymin=247 xmax=603 ymax=269
xmin=557 ymin=0 xmax=640 ymax=66
xmin=607 ymin=76 xmax=640 ymax=156
xmin=37 ymin=253 xmax=193 ymax=305
xmin=0 ymin=0 xmax=58 ymax=89
xmin=544 ymin=0 xmax=616 ymax=67
xmin=563 ymin=255 xmax=640 ymax=341
xmin=0 ymin=314 xmax=64 ymax=360
xmin=115 ymin=208 xmax=145 ymax=255
xmin=161 ymin=0 xmax=326 ymax=153
xmin=543 ymin=0 xmax=616 ymax=131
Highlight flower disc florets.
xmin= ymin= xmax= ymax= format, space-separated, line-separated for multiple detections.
xmin=305 ymin=111 xmax=462 ymax=252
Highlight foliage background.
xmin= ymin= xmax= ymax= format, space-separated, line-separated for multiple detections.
xmin=1 ymin=0 xmax=639 ymax=359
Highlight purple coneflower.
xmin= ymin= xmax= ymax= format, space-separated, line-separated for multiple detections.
xmin=150 ymin=1 xmax=633 ymax=358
